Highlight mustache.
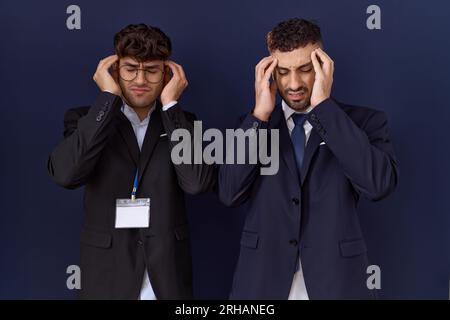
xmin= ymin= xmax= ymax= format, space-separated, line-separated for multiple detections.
xmin=128 ymin=86 xmax=151 ymax=92
xmin=118 ymin=82 xmax=152 ymax=92
xmin=285 ymin=87 xmax=308 ymax=94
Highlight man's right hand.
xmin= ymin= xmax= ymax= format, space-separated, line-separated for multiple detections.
xmin=253 ymin=56 xmax=278 ymax=122
xmin=93 ymin=55 xmax=122 ymax=96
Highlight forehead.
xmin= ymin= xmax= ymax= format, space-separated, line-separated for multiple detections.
xmin=271 ymin=43 xmax=319 ymax=68
xmin=120 ymin=56 xmax=164 ymax=67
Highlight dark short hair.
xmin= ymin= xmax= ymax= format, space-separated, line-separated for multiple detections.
xmin=114 ymin=23 xmax=172 ymax=61
xmin=266 ymin=18 xmax=322 ymax=52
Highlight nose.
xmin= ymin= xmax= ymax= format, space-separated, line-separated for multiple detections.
xmin=288 ymin=73 xmax=303 ymax=91
xmin=135 ymin=69 xmax=146 ymax=85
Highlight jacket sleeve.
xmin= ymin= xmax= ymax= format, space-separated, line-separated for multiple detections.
xmin=306 ymin=98 xmax=399 ymax=201
xmin=217 ymin=113 xmax=269 ymax=207
xmin=160 ymin=104 xmax=217 ymax=195
xmin=47 ymin=92 xmax=123 ymax=189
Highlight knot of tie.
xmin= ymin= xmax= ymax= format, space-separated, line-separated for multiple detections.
xmin=291 ymin=113 xmax=307 ymax=127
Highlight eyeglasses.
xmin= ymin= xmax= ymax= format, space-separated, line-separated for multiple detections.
xmin=118 ymin=65 xmax=165 ymax=83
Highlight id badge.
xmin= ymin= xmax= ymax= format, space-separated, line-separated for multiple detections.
xmin=115 ymin=198 xmax=150 ymax=228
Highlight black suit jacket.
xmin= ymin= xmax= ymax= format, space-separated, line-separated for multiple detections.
xmin=219 ymin=98 xmax=399 ymax=299
xmin=48 ymin=92 xmax=216 ymax=299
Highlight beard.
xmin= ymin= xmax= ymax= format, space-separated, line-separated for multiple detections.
xmin=122 ymin=91 xmax=154 ymax=109
xmin=119 ymin=82 xmax=158 ymax=109
xmin=280 ymin=87 xmax=311 ymax=112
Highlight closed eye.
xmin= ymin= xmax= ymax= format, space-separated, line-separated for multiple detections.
xmin=277 ymin=69 xmax=289 ymax=76
xmin=300 ymin=67 xmax=313 ymax=73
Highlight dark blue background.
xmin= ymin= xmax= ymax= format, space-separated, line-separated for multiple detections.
xmin=1 ymin=0 xmax=449 ymax=299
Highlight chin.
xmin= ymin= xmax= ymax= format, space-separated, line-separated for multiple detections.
xmin=286 ymin=99 xmax=310 ymax=112
xmin=126 ymin=95 xmax=155 ymax=108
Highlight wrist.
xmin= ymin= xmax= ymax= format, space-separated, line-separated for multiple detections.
xmin=161 ymin=96 xmax=175 ymax=106
xmin=253 ymin=107 xmax=271 ymax=121
xmin=311 ymin=96 xmax=329 ymax=108
xmin=102 ymin=89 xmax=120 ymax=96
xmin=162 ymin=100 xmax=178 ymax=111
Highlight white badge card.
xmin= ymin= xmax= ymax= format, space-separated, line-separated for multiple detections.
xmin=115 ymin=198 xmax=150 ymax=228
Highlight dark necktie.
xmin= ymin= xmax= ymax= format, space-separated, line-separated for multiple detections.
xmin=291 ymin=113 xmax=307 ymax=178
xmin=290 ymin=113 xmax=307 ymax=273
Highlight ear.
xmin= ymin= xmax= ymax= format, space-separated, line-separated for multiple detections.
xmin=163 ymin=65 xmax=171 ymax=86
xmin=317 ymin=43 xmax=325 ymax=65
xmin=111 ymin=62 xmax=119 ymax=82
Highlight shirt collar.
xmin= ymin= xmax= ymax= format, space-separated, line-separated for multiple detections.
xmin=121 ymin=102 xmax=156 ymax=126
xmin=281 ymin=99 xmax=314 ymax=122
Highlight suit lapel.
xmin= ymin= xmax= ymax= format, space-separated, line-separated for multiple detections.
xmin=270 ymin=104 xmax=322 ymax=186
xmin=117 ymin=111 xmax=140 ymax=166
xmin=137 ymin=102 xmax=163 ymax=184
xmin=300 ymin=126 xmax=321 ymax=185
xmin=269 ymin=105 xmax=300 ymax=185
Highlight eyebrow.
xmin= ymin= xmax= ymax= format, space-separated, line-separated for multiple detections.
xmin=277 ymin=61 xmax=313 ymax=71
xmin=122 ymin=62 xmax=161 ymax=69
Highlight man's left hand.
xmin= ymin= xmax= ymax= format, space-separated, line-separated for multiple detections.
xmin=160 ymin=60 xmax=188 ymax=105
xmin=310 ymin=48 xmax=334 ymax=107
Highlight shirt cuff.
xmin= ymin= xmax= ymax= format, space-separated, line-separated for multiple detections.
xmin=162 ymin=101 xmax=178 ymax=111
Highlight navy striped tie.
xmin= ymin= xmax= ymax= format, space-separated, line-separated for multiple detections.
xmin=291 ymin=113 xmax=307 ymax=178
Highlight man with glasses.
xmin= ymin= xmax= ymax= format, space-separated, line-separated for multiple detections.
xmin=48 ymin=24 xmax=215 ymax=299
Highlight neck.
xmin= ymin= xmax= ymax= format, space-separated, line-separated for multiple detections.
xmin=133 ymin=106 xmax=152 ymax=121
xmin=124 ymin=99 xmax=156 ymax=121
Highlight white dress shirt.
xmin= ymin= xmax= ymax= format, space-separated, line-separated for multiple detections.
xmin=281 ymin=100 xmax=313 ymax=300
xmin=120 ymin=99 xmax=177 ymax=300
